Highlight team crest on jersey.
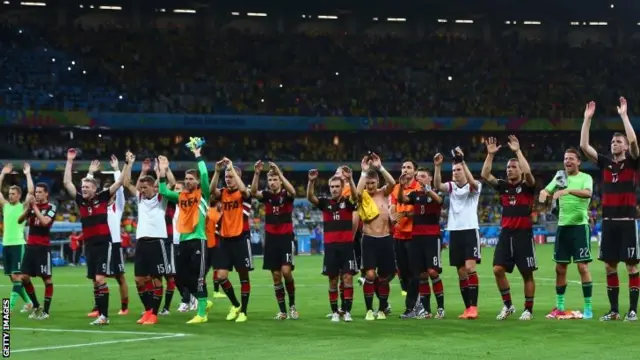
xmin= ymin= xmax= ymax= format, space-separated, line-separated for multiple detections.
xmin=427 ymin=197 xmax=432 ymax=203
xmin=339 ymin=202 xmax=346 ymax=209
xmin=88 ymin=207 xmax=92 ymax=215
xmin=516 ymin=186 xmax=522 ymax=194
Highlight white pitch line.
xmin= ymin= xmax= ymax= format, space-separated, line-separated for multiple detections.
xmin=12 ymin=327 xmax=185 ymax=336
xmin=12 ymin=333 xmax=185 ymax=353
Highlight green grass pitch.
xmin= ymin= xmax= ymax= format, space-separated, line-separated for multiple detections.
xmin=6 ymin=244 xmax=639 ymax=359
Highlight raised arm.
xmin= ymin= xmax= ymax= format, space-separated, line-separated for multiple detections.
xmin=270 ymin=162 xmax=296 ymax=197
xmin=343 ymin=167 xmax=358 ymax=203
xmin=0 ymin=163 xmax=12 ymax=205
xmin=617 ymin=97 xmax=640 ymax=159
xmin=158 ymin=158 xmax=180 ymax=202
xmin=210 ymin=159 xmax=225 ymax=200
xmin=135 ymin=158 xmax=152 ymax=192
xmin=157 ymin=156 xmax=176 ymax=188
xmin=507 ymin=135 xmax=535 ymax=187
xmin=109 ymin=153 xmax=131 ymax=196
xmin=23 ymin=163 xmax=34 ymax=195
xmin=306 ymin=169 xmax=320 ymax=206
xmin=63 ymin=149 xmax=78 ymax=197
xmin=356 ymin=156 xmax=369 ymax=196
xmin=396 ymin=176 xmax=411 ymax=204
xmin=110 ymin=155 xmax=126 ymax=208
xmin=225 ymin=158 xmax=248 ymax=198
xmin=454 ymin=147 xmax=479 ymax=192
xmin=433 ymin=153 xmax=448 ymax=193
xmin=123 ymin=155 xmax=138 ymax=195
xmin=481 ymin=137 xmax=500 ymax=187
xmin=18 ymin=194 xmax=34 ymax=224
xmin=251 ymin=161 xmax=264 ymax=200
xmin=369 ymin=153 xmax=396 ymax=196
xmin=193 ymin=147 xmax=211 ymax=200
xmin=580 ymin=101 xmax=598 ymax=163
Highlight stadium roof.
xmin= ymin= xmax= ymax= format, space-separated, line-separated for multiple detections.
xmin=6 ymin=0 xmax=640 ymax=20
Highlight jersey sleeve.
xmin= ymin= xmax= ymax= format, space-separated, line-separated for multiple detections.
xmin=258 ymin=190 xmax=271 ymax=204
xmin=97 ymin=189 xmax=111 ymax=202
xmin=158 ymin=179 xmax=180 ymax=202
xmin=316 ymin=197 xmax=329 ymax=211
xmin=491 ymin=178 xmax=507 ymax=192
xmin=346 ymin=198 xmax=357 ymax=211
xmin=75 ymin=192 xmax=84 ymax=205
xmin=544 ymin=179 xmax=557 ymax=193
xmin=596 ymin=153 xmax=609 ymax=170
xmin=197 ymin=157 xmax=210 ymax=200
xmin=583 ymin=174 xmax=594 ymax=191
xmin=45 ymin=204 xmax=57 ymax=220
xmin=406 ymin=191 xmax=417 ymax=204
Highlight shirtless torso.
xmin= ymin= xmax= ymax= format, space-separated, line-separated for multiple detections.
xmin=363 ymin=189 xmax=391 ymax=237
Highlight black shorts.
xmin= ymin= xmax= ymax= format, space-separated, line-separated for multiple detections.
xmin=212 ymin=232 xmax=254 ymax=272
xmin=177 ymin=239 xmax=207 ymax=282
xmin=134 ymin=238 xmax=170 ymax=277
xmin=165 ymin=241 xmax=177 ymax=276
xmin=395 ymin=239 xmax=411 ymax=278
xmin=206 ymin=246 xmax=217 ymax=273
xmin=493 ymin=228 xmax=537 ymax=273
xmin=599 ymin=219 xmax=640 ymax=264
xmin=86 ymin=241 xmax=111 ymax=280
xmin=21 ymin=245 xmax=51 ymax=277
xmin=353 ymin=229 xmax=363 ymax=262
xmin=108 ymin=242 xmax=125 ymax=276
xmin=410 ymin=235 xmax=443 ymax=275
xmin=322 ymin=242 xmax=357 ymax=277
xmin=360 ymin=235 xmax=396 ymax=275
xmin=263 ymin=233 xmax=295 ymax=271
xmin=448 ymin=229 xmax=481 ymax=267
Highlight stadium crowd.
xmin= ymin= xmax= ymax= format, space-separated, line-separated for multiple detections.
xmin=2 ymin=23 xmax=640 ymax=117
xmin=1 ymin=129 xmax=620 ymax=162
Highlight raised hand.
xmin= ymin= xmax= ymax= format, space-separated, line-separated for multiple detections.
xmin=25 ymin=194 xmax=35 ymax=205
xmin=433 ymin=153 xmax=443 ymax=166
xmin=507 ymin=135 xmax=521 ymax=152
xmin=617 ymin=97 xmax=627 ymax=116
xmin=110 ymin=155 xmax=119 ymax=170
xmin=23 ymin=163 xmax=31 ymax=175
xmin=308 ymin=169 xmax=319 ymax=181
xmin=215 ymin=159 xmax=227 ymax=171
xmin=361 ymin=156 xmax=371 ymax=172
xmin=254 ymin=160 xmax=264 ymax=173
xmin=142 ymin=158 xmax=152 ymax=173
xmin=67 ymin=148 xmax=77 ymax=161
xmin=222 ymin=157 xmax=232 ymax=170
xmin=454 ymin=146 xmax=464 ymax=158
xmin=485 ymin=137 xmax=501 ymax=154
xmin=369 ymin=153 xmax=382 ymax=169
xmin=88 ymin=160 xmax=100 ymax=174
xmin=158 ymin=156 xmax=169 ymax=170
xmin=340 ymin=166 xmax=352 ymax=180
xmin=125 ymin=151 xmax=135 ymax=164
xmin=1 ymin=163 xmax=12 ymax=175
xmin=584 ymin=101 xmax=596 ymax=119
xmin=268 ymin=162 xmax=281 ymax=174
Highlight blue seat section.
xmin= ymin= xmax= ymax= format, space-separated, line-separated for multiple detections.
xmin=0 ymin=25 xmax=130 ymax=111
